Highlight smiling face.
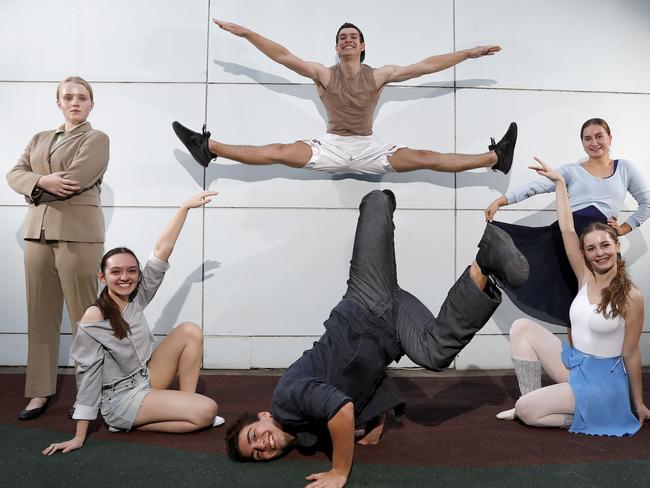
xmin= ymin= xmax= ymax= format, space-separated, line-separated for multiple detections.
xmin=236 ymin=412 xmax=293 ymax=461
xmin=581 ymin=122 xmax=611 ymax=160
xmin=335 ymin=25 xmax=365 ymax=62
xmin=581 ymin=229 xmax=620 ymax=275
xmin=57 ymin=81 xmax=93 ymax=128
xmin=99 ymin=252 xmax=141 ymax=302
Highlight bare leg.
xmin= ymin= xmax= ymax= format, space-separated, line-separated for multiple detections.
xmin=469 ymin=260 xmax=488 ymax=291
xmin=388 ymin=147 xmax=497 ymax=173
xmin=133 ymin=389 xmax=218 ymax=433
xmin=208 ymin=139 xmax=312 ymax=168
xmin=148 ymin=322 xmax=203 ymax=392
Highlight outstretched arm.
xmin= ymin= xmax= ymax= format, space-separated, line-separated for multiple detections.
xmin=530 ymin=157 xmax=588 ymax=280
xmin=622 ymin=290 xmax=650 ymax=424
xmin=374 ymin=45 xmax=500 ymax=86
xmin=305 ymin=402 xmax=355 ymax=488
xmin=154 ymin=191 xmax=218 ymax=262
xmin=213 ymin=18 xmax=330 ymax=85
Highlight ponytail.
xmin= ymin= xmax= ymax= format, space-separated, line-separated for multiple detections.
xmin=597 ymin=257 xmax=632 ymax=319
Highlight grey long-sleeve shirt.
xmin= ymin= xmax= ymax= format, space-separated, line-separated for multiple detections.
xmin=71 ymin=253 xmax=169 ymax=420
xmin=505 ymin=159 xmax=650 ymax=229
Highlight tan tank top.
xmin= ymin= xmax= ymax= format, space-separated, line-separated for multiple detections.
xmin=319 ymin=64 xmax=379 ymax=136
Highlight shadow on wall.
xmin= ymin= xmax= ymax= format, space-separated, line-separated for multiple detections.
xmin=153 ymin=260 xmax=221 ymax=334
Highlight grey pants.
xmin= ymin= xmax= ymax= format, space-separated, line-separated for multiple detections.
xmin=343 ymin=190 xmax=501 ymax=371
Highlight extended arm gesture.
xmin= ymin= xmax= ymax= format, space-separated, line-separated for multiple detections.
xmin=212 ymin=18 xmax=329 ymax=84
xmin=530 ymin=157 xmax=586 ymax=280
xmin=154 ymin=190 xmax=218 ymax=262
xmin=375 ymin=44 xmax=500 ymax=86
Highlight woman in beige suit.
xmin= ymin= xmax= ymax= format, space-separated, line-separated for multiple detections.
xmin=6 ymin=76 xmax=109 ymax=420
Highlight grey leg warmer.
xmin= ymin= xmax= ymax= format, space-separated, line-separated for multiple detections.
xmin=512 ymin=357 xmax=542 ymax=396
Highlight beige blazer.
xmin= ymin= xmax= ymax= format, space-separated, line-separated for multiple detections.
xmin=6 ymin=121 xmax=109 ymax=242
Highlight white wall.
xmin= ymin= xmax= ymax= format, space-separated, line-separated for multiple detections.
xmin=1 ymin=0 xmax=649 ymax=369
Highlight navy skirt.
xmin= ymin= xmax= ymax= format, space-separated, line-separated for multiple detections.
xmin=493 ymin=206 xmax=606 ymax=326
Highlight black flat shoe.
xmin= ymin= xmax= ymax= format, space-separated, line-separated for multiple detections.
xmin=489 ymin=122 xmax=518 ymax=174
xmin=18 ymin=397 xmax=50 ymax=421
xmin=172 ymin=121 xmax=217 ymax=167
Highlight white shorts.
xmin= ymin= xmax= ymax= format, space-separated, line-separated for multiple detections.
xmin=302 ymin=133 xmax=404 ymax=175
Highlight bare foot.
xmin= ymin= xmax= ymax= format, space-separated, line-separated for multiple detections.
xmin=356 ymin=414 xmax=385 ymax=446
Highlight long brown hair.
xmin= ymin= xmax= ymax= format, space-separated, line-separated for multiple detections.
xmin=96 ymin=247 xmax=141 ymax=339
xmin=579 ymin=223 xmax=632 ymax=319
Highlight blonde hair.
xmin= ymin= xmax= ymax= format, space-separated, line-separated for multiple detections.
xmin=56 ymin=76 xmax=94 ymax=102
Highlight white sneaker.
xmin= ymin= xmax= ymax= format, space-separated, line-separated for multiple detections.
xmin=496 ymin=408 xmax=516 ymax=420
xmin=212 ymin=415 xmax=225 ymax=427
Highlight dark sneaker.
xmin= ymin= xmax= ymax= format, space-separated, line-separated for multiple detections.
xmin=489 ymin=122 xmax=517 ymax=174
xmin=476 ymin=223 xmax=528 ymax=288
xmin=172 ymin=121 xmax=216 ymax=167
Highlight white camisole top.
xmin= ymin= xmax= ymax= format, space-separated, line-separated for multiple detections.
xmin=569 ymin=281 xmax=626 ymax=357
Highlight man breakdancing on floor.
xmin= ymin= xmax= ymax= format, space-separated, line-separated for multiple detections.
xmin=225 ymin=190 xmax=528 ymax=488
xmin=173 ymin=20 xmax=517 ymax=176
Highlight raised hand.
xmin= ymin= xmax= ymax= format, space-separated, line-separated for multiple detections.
xmin=467 ymin=45 xmax=501 ymax=58
xmin=181 ymin=190 xmax=219 ymax=210
xmin=530 ymin=156 xmax=563 ymax=183
xmin=212 ymin=18 xmax=250 ymax=37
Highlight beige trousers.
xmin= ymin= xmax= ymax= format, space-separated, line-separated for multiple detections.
xmin=23 ymin=236 xmax=103 ymax=397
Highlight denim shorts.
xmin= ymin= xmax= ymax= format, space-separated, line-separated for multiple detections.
xmin=100 ymin=368 xmax=151 ymax=431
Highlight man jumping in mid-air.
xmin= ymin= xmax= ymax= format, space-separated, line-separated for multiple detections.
xmin=173 ymin=19 xmax=517 ymax=176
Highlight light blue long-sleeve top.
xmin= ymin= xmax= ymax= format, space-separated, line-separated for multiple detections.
xmin=505 ymin=159 xmax=650 ymax=229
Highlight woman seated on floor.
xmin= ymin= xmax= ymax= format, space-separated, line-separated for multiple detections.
xmin=497 ymin=157 xmax=649 ymax=436
xmin=43 ymin=191 xmax=223 ymax=455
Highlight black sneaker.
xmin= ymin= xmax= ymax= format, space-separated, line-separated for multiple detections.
xmin=172 ymin=121 xmax=217 ymax=167
xmin=489 ymin=122 xmax=517 ymax=174
xmin=476 ymin=223 xmax=528 ymax=288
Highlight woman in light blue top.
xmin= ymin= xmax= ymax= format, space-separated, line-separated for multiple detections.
xmin=43 ymin=191 xmax=223 ymax=455
xmin=485 ymin=118 xmax=650 ymax=326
